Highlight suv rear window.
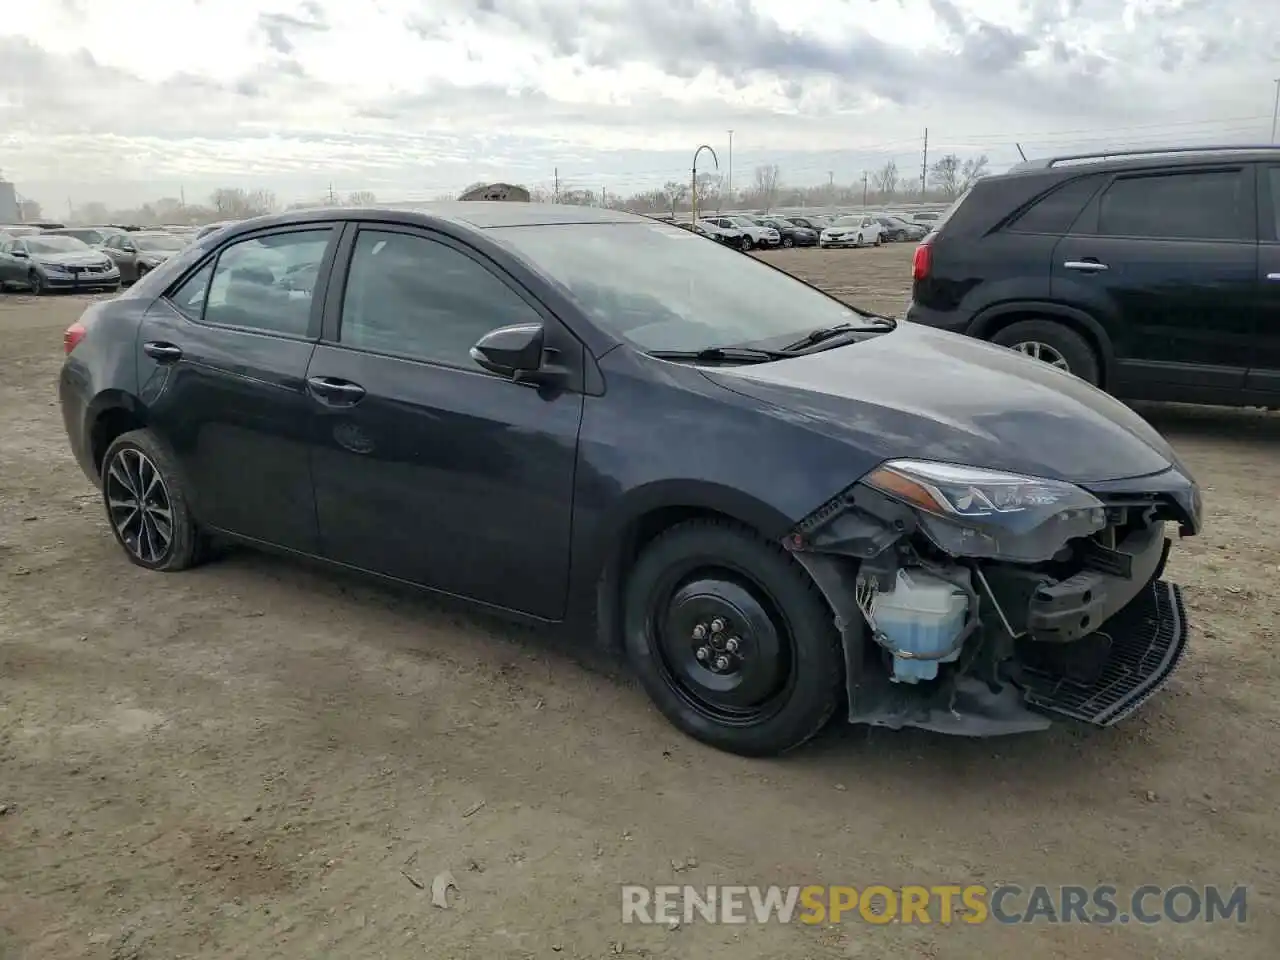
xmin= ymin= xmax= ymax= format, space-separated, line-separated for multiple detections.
xmin=1006 ymin=174 xmax=1104 ymax=234
xmin=929 ymin=186 xmax=975 ymax=233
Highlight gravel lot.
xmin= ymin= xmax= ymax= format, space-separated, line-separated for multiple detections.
xmin=1 ymin=242 xmax=1276 ymax=959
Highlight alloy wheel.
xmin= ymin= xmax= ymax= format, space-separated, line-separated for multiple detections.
xmin=648 ymin=569 xmax=795 ymax=726
xmin=1011 ymin=340 xmax=1071 ymax=371
xmin=105 ymin=447 xmax=175 ymax=564
xmin=28 ymin=272 xmax=43 ymax=295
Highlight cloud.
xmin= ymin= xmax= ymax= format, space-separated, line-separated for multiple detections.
xmin=0 ymin=0 xmax=1277 ymax=207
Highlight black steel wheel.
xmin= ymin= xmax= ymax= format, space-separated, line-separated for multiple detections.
xmin=101 ymin=429 xmax=202 ymax=571
xmin=622 ymin=519 xmax=843 ymax=756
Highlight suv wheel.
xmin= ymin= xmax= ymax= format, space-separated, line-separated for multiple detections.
xmin=621 ymin=519 xmax=844 ymax=757
xmin=991 ymin=320 xmax=1100 ymax=385
xmin=741 ymin=236 xmax=754 ymax=252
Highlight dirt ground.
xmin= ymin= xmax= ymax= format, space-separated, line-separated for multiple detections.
xmin=1 ymin=243 xmax=1277 ymax=959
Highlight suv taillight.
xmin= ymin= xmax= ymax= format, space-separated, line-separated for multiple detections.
xmin=64 ymin=322 xmax=87 ymax=355
xmin=911 ymin=240 xmax=932 ymax=281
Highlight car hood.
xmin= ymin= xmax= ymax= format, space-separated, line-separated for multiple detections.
xmin=136 ymin=249 xmax=177 ymax=260
xmin=700 ymin=322 xmax=1178 ymax=484
xmin=34 ymin=251 xmax=111 ymax=266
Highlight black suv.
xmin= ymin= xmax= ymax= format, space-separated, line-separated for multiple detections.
xmin=905 ymin=145 xmax=1280 ymax=407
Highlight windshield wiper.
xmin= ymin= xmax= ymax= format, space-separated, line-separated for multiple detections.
xmin=781 ymin=315 xmax=896 ymax=352
xmin=648 ymin=346 xmax=794 ymax=364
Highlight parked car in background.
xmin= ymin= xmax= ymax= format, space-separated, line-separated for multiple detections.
xmin=691 ymin=219 xmax=747 ymax=248
xmin=910 ymin=212 xmax=941 ymax=226
xmin=874 ymin=216 xmax=927 ymax=242
xmin=103 ymin=231 xmax=190 ymax=284
xmin=0 ymin=234 xmax=120 ymax=294
xmin=0 ymin=224 xmax=43 ymax=239
xmin=58 ymin=203 xmax=1200 ymax=757
xmin=705 ymin=215 xmax=780 ymax=250
xmin=785 ymin=215 xmax=831 ymax=234
xmin=762 ymin=217 xmax=818 ymax=248
xmin=905 ymin=144 xmax=1280 ymax=407
xmin=820 ymin=216 xmax=883 ymax=248
xmin=41 ymin=226 xmax=129 ymax=248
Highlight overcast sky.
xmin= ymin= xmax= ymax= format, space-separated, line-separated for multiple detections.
xmin=1 ymin=0 xmax=1277 ymax=210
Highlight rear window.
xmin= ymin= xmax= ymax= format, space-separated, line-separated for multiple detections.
xmin=929 ymin=187 xmax=976 ymax=233
xmin=1006 ymin=174 xmax=1104 ymax=234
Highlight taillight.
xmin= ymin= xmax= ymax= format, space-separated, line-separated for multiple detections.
xmin=64 ymin=322 xmax=87 ymax=355
xmin=911 ymin=240 xmax=932 ymax=282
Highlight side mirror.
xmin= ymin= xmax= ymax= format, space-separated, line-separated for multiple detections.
xmin=470 ymin=322 xmax=562 ymax=384
xmin=11 ymin=249 xmax=28 ymax=259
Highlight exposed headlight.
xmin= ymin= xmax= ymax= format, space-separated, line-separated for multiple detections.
xmin=861 ymin=459 xmax=1107 ymax=563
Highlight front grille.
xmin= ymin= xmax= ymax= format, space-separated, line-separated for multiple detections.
xmin=1018 ymin=580 xmax=1187 ymax=726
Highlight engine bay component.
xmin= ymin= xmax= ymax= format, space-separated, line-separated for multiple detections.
xmin=861 ymin=567 xmax=970 ymax=683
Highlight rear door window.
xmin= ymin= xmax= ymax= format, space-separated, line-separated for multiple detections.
xmin=1094 ymin=169 xmax=1251 ymax=241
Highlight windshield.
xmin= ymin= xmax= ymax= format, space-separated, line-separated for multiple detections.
xmin=135 ymin=234 xmax=186 ymax=251
xmin=492 ymin=222 xmax=871 ymax=353
xmin=833 ymin=216 xmax=861 ymax=227
xmin=26 ymin=236 xmax=90 ymax=254
xmin=726 ymin=217 xmax=756 ymax=229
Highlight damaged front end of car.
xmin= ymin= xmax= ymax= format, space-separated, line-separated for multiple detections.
xmin=786 ymin=459 xmax=1202 ymax=736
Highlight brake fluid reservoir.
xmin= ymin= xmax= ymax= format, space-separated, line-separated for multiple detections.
xmin=870 ymin=568 xmax=970 ymax=684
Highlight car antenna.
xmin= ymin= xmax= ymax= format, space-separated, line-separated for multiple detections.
xmin=1015 ymin=143 xmax=1027 ymax=162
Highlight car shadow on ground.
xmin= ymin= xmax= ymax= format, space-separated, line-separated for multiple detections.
xmin=205 ymin=543 xmax=1158 ymax=797
xmin=1132 ymin=402 xmax=1280 ymax=443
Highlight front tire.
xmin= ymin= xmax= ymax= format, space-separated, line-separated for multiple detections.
xmin=622 ymin=520 xmax=844 ymax=757
xmin=741 ymin=237 xmax=754 ymax=252
xmin=991 ymin=319 xmax=1101 ymax=385
xmin=28 ymin=271 xmax=46 ymax=296
xmin=101 ymin=429 xmax=203 ymax=572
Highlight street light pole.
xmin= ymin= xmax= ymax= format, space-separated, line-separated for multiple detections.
xmin=1271 ymin=79 xmax=1280 ymax=144
xmin=692 ymin=144 xmax=720 ymax=224
xmin=727 ymin=130 xmax=734 ymax=211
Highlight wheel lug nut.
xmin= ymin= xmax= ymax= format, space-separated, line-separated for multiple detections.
xmin=710 ymin=618 xmax=726 ymax=634
xmin=692 ymin=624 xmax=707 ymax=640
xmin=714 ymin=655 xmax=730 ymax=671
xmin=695 ymin=646 xmax=710 ymax=662
xmin=725 ymin=637 xmax=739 ymax=653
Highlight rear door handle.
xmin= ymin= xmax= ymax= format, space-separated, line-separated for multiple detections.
xmin=142 ymin=341 xmax=183 ymax=362
xmin=306 ymin=376 xmax=366 ymax=404
xmin=1063 ymin=260 xmax=1109 ymax=272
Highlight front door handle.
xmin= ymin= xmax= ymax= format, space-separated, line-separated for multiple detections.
xmin=1266 ymin=273 xmax=1280 ymax=281
xmin=306 ymin=376 xmax=366 ymax=403
xmin=142 ymin=341 xmax=183 ymax=362
xmin=1063 ymin=260 xmax=1109 ymax=272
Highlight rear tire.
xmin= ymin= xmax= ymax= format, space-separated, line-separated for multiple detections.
xmin=622 ymin=519 xmax=843 ymax=757
xmin=101 ymin=429 xmax=203 ymax=572
xmin=991 ymin=319 xmax=1101 ymax=385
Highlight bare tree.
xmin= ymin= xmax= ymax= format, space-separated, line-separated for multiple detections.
xmin=209 ymin=188 xmax=277 ymax=218
xmin=528 ymin=186 xmax=553 ymax=203
xmin=752 ymin=164 xmax=781 ymax=211
xmin=960 ymin=155 xmax=990 ymax=191
xmin=872 ymin=160 xmax=899 ymax=200
xmin=928 ymin=155 xmax=962 ymax=198
xmin=661 ymin=181 xmax=688 ymax=216
xmin=347 ymin=190 xmax=377 ymax=206
xmin=559 ymin=188 xmax=597 ymax=206
xmin=693 ymin=172 xmax=723 ymax=212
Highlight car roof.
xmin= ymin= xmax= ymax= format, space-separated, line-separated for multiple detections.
xmin=1003 ymin=145 xmax=1280 ymax=179
xmin=208 ymin=204 xmax=655 ymax=244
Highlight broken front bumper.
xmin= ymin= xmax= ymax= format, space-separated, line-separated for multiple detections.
xmin=1016 ymin=579 xmax=1188 ymax=727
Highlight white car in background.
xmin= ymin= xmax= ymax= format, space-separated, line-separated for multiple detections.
xmin=704 ymin=215 xmax=780 ymax=250
xmin=819 ymin=215 xmax=883 ymax=248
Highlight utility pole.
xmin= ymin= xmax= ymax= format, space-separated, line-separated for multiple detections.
xmin=1271 ymin=80 xmax=1280 ymax=144
xmin=554 ymin=168 xmax=560 ymax=203
xmin=921 ymin=128 xmax=929 ymax=196
xmin=67 ymin=197 xmax=74 ymax=220
xmin=327 ymin=183 xmax=336 ymax=204
xmin=828 ymin=170 xmax=834 ymax=195
xmin=601 ymin=186 xmax=607 ymax=207
xmin=727 ymin=130 xmax=734 ymax=209
xmin=862 ymin=171 xmax=868 ymax=208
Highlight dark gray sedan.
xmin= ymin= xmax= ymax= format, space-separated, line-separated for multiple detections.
xmin=0 ymin=234 xmax=121 ymax=294
xmin=103 ymin=231 xmax=188 ymax=284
